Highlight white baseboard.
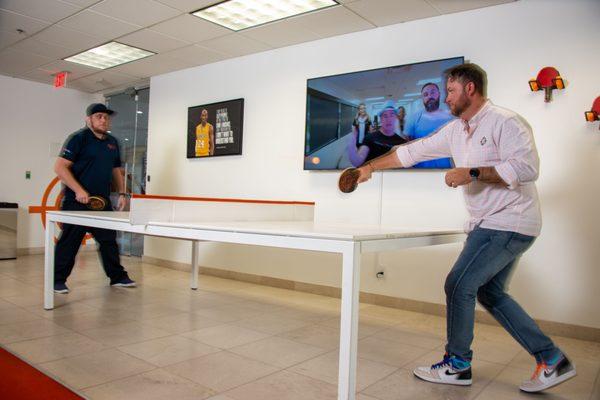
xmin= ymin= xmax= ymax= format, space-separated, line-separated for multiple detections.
xmin=17 ymin=243 xmax=98 ymax=256
xmin=140 ymin=254 xmax=600 ymax=343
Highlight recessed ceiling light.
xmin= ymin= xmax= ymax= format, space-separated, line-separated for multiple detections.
xmin=191 ymin=0 xmax=338 ymax=31
xmin=416 ymin=78 xmax=442 ymax=86
xmin=64 ymin=42 xmax=155 ymax=70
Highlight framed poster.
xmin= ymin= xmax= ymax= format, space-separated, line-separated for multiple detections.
xmin=187 ymin=98 xmax=244 ymax=158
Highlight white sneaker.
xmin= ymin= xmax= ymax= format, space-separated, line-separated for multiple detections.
xmin=413 ymin=354 xmax=472 ymax=386
xmin=520 ymin=354 xmax=576 ymax=393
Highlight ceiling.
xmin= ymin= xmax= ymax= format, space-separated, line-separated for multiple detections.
xmin=0 ymin=0 xmax=515 ymax=95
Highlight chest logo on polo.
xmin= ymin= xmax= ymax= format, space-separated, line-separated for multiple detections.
xmin=480 ymin=136 xmax=487 ymax=146
xmin=107 ymin=143 xmax=117 ymax=150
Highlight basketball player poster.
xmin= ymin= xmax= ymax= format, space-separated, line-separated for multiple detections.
xmin=187 ymin=98 xmax=244 ymax=158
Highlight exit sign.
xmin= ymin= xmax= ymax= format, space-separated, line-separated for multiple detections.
xmin=54 ymin=71 xmax=68 ymax=88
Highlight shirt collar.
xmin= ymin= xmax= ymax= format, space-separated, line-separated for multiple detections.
xmin=462 ymin=100 xmax=491 ymax=135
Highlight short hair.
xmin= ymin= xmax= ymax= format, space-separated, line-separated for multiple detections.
xmin=421 ymin=82 xmax=439 ymax=93
xmin=444 ymin=63 xmax=487 ymax=96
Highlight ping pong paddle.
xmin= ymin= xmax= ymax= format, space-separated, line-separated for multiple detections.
xmin=338 ymin=168 xmax=360 ymax=193
xmin=535 ymin=67 xmax=563 ymax=102
xmin=87 ymin=196 xmax=107 ymax=211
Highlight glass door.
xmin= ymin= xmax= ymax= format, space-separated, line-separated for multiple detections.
xmin=106 ymin=88 xmax=149 ymax=257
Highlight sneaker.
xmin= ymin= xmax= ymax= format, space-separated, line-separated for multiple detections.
xmin=110 ymin=276 xmax=136 ymax=287
xmin=519 ymin=353 xmax=576 ymax=393
xmin=413 ymin=354 xmax=472 ymax=386
xmin=54 ymin=282 xmax=69 ymax=294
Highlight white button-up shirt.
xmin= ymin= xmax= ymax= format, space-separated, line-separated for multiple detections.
xmin=396 ymin=100 xmax=542 ymax=236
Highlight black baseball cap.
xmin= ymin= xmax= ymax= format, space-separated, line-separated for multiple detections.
xmin=86 ymin=103 xmax=115 ymax=116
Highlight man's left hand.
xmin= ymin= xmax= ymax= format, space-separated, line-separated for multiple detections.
xmin=117 ymin=194 xmax=128 ymax=211
xmin=445 ymin=168 xmax=472 ymax=188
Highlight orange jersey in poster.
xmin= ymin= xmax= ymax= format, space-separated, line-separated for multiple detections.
xmin=195 ymin=123 xmax=212 ymax=157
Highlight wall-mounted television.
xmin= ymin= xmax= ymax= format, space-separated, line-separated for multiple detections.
xmin=304 ymin=56 xmax=464 ymax=170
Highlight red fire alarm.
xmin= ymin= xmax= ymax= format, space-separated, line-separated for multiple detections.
xmin=54 ymin=71 xmax=68 ymax=88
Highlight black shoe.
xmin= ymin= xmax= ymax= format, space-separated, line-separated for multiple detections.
xmin=54 ymin=282 xmax=69 ymax=294
xmin=110 ymin=276 xmax=136 ymax=287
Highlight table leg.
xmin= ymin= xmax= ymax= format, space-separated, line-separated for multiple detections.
xmin=44 ymin=219 xmax=56 ymax=310
xmin=338 ymin=242 xmax=361 ymax=400
xmin=191 ymin=240 xmax=199 ymax=290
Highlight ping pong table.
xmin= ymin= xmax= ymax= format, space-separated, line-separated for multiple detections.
xmin=44 ymin=201 xmax=463 ymax=400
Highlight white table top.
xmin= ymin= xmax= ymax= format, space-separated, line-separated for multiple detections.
xmin=47 ymin=210 xmax=463 ymax=241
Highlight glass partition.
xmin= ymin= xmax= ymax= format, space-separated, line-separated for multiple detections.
xmin=106 ymin=88 xmax=149 ymax=256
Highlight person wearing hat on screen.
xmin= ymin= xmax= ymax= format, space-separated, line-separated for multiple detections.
xmin=52 ymin=103 xmax=136 ymax=294
xmin=347 ymin=100 xmax=407 ymax=167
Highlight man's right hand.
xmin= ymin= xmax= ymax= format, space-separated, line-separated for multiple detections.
xmin=75 ymin=190 xmax=90 ymax=204
xmin=357 ymin=164 xmax=373 ymax=183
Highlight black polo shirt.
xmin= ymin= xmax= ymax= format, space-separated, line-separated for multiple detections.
xmin=59 ymin=127 xmax=121 ymax=201
xmin=363 ymin=130 xmax=407 ymax=162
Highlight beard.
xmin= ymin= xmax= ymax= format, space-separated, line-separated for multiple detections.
xmin=90 ymin=124 xmax=108 ymax=135
xmin=450 ymin=94 xmax=471 ymax=117
xmin=424 ymin=98 xmax=440 ymax=112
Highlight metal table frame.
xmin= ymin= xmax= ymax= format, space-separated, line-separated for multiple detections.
xmin=45 ymin=210 xmax=464 ymax=400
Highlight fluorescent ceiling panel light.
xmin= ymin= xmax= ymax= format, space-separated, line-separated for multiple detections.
xmin=403 ymin=92 xmax=422 ymax=97
xmin=64 ymin=42 xmax=155 ymax=70
xmin=192 ymin=0 xmax=338 ymax=31
xmin=365 ymin=96 xmax=385 ymax=101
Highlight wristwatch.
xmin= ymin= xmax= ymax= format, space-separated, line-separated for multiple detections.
xmin=469 ymin=168 xmax=480 ymax=181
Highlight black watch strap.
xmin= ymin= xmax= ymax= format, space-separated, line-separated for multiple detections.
xmin=469 ymin=168 xmax=480 ymax=180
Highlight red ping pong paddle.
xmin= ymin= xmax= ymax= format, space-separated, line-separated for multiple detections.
xmin=536 ymin=67 xmax=562 ymax=102
xmin=585 ymin=96 xmax=600 ymax=124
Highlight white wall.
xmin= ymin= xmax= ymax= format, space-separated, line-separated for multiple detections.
xmin=145 ymin=0 xmax=600 ymax=329
xmin=0 ymin=75 xmax=97 ymax=249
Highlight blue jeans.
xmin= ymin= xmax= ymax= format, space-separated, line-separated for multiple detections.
xmin=445 ymin=227 xmax=558 ymax=363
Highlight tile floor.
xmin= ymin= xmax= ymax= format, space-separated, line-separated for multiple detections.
xmin=0 ymin=253 xmax=598 ymax=400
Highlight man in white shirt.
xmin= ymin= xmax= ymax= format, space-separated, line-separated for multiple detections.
xmin=353 ymin=63 xmax=576 ymax=393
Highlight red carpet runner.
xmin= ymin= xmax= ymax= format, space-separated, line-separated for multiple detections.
xmin=0 ymin=346 xmax=83 ymax=400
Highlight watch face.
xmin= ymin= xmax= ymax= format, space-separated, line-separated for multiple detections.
xmin=470 ymin=168 xmax=480 ymax=178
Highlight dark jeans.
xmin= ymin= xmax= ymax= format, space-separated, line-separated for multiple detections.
xmin=445 ymin=227 xmax=559 ymax=363
xmin=54 ymin=200 xmax=127 ymax=285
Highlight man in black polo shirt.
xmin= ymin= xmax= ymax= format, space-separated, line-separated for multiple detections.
xmin=347 ymin=101 xmax=407 ymax=167
xmin=53 ymin=103 xmax=136 ymax=293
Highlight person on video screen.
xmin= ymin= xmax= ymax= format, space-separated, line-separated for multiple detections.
xmin=406 ymin=82 xmax=454 ymax=168
xmin=348 ymin=101 xmax=406 ymax=167
xmin=195 ymin=109 xmax=214 ymax=157
xmin=396 ymin=105 xmax=407 ymax=138
xmin=351 ymin=103 xmax=372 ymax=146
